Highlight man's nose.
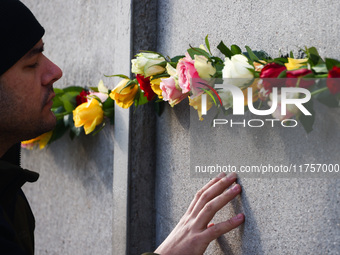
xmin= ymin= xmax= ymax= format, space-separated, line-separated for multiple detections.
xmin=41 ymin=55 xmax=63 ymax=86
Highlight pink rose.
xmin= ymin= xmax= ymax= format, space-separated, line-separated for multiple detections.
xmin=177 ymin=53 xmax=200 ymax=93
xmin=89 ymin=92 xmax=108 ymax=103
xmin=160 ymin=77 xmax=187 ymax=106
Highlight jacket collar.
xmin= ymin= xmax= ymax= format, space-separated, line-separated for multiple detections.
xmin=0 ymin=159 xmax=39 ymax=197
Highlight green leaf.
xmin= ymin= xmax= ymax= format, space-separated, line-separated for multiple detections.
xmin=306 ymin=47 xmax=323 ymax=66
xmin=244 ymin=50 xmax=271 ymax=61
xmin=63 ymin=113 xmax=73 ymax=127
xmin=102 ymin=96 xmax=114 ymax=110
xmin=298 ymin=99 xmax=315 ymax=133
xmin=119 ymin=79 xmax=137 ymax=94
xmin=325 ymin=58 xmax=340 ymax=71
xmin=273 ymin=57 xmax=288 ymax=65
xmin=139 ymin=50 xmax=167 ymax=60
xmin=60 ymin=100 xmax=74 ymax=113
xmin=205 ymin=35 xmax=212 ymax=55
xmin=60 ymin=91 xmax=79 ymax=112
xmin=103 ymin=107 xmax=114 ymax=118
xmin=217 ymin=41 xmax=233 ymax=58
xmin=312 ymin=63 xmax=328 ymax=74
xmin=51 ymin=94 xmax=64 ymax=108
xmin=54 ymin=111 xmax=71 ymax=120
xmin=171 ymin=55 xmax=185 ymax=63
xmin=134 ymin=88 xmax=149 ymax=107
xmin=213 ymin=70 xmax=223 ymax=78
xmin=277 ymin=70 xmax=287 ymax=78
xmin=104 ymin=74 xmax=130 ymax=79
xmin=102 ymin=97 xmax=115 ymax=121
xmin=210 ymin=56 xmax=224 ymax=65
xmin=289 ymin=51 xmax=294 ymax=58
xmin=48 ymin=119 xmax=68 ymax=144
xmin=231 ymin=44 xmax=242 ymax=55
xmin=245 ymin=46 xmax=259 ymax=61
xmin=187 ymin=47 xmax=210 ymax=59
xmin=68 ymin=114 xmax=83 ymax=136
xmin=151 ymin=73 xmax=170 ymax=80
xmin=51 ymin=106 xmax=65 ymax=114
xmin=89 ymin=86 xmax=99 ymax=92
xmin=199 ymin=88 xmax=217 ymax=106
xmin=63 ymin=86 xmax=84 ymax=93
xmin=53 ymin=88 xmax=64 ymax=94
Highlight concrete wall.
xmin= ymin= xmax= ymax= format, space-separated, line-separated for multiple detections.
xmin=155 ymin=0 xmax=340 ymax=254
xmin=20 ymin=0 xmax=340 ymax=254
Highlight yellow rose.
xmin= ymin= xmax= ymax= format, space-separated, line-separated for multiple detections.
xmin=285 ymin=58 xmax=308 ymax=70
xmin=21 ymin=131 xmax=53 ymax=150
xmin=189 ymin=94 xmax=213 ymax=121
xmin=194 ymin=55 xmax=216 ymax=80
xmin=253 ymin=60 xmax=266 ymax=72
xmin=150 ymin=77 xmax=163 ymax=99
xmin=109 ymin=79 xmax=138 ymax=108
xmin=73 ymin=99 xmax=104 ymax=135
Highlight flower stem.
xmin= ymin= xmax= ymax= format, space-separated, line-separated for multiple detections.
xmin=311 ymin=87 xmax=328 ymax=96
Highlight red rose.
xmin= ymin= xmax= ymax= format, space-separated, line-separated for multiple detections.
xmin=76 ymin=90 xmax=90 ymax=106
xmin=327 ymin=66 xmax=340 ymax=94
xmin=136 ymin=74 xmax=156 ymax=101
xmin=260 ymin=63 xmax=287 ymax=92
xmin=286 ymin=69 xmax=314 ymax=88
xmin=260 ymin=63 xmax=286 ymax=78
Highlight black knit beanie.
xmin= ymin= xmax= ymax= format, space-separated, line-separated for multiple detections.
xmin=0 ymin=0 xmax=45 ymax=75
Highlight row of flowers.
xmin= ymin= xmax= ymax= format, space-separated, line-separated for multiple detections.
xmin=22 ymin=37 xmax=340 ymax=149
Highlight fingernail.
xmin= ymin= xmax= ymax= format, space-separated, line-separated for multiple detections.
xmin=217 ymin=172 xmax=226 ymax=178
xmin=232 ymin=184 xmax=240 ymax=192
xmin=227 ymin=172 xmax=237 ymax=179
xmin=236 ymin=213 xmax=244 ymax=220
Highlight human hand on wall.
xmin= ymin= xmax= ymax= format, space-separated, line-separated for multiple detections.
xmin=154 ymin=172 xmax=244 ymax=255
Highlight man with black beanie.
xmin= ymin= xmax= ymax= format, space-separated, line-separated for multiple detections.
xmin=0 ymin=0 xmax=62 ymax=254
xmin=0 ymin=1 xmax=244 ymax=254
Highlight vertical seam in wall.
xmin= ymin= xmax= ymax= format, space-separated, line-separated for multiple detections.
xmin=112 ymin=0 xmax=133 ymax=254
xmin=128 ymin=0 xmax=158 ymax=253
xmin=126 ymin=0 xmax=134 ymax=254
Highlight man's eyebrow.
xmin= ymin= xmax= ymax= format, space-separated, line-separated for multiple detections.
xmin=24 ymin=43 xmax=45 ymax=59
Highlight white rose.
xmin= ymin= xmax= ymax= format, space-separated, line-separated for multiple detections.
xmin=222 ymin=54 xmax=254 ymax=88
xmin=219 ymin=91 xmax=233 ymax=110
xmin=131 ymin=53 xmax=165 ymax=77
xmin=166 ymin=62 xmax=177 ymax=77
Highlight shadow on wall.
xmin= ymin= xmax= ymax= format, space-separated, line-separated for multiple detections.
xmin=173 ymin=98 xmax=190 ymax=131
xmin=216 ymin=186 xmax=264 ymax=255
xmin=49 ymin=122 xmax=114 ymax=195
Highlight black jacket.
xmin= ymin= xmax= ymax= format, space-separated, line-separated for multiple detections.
xmin=0 ymin=157 xmax=39 ymax=255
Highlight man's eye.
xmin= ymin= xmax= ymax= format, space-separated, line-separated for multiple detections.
xmin=28 ymin=63 xmax=39 ymax=68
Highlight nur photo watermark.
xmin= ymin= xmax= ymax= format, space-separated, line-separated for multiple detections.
xmin=189 ymin=78 xmax=340 ymax=178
